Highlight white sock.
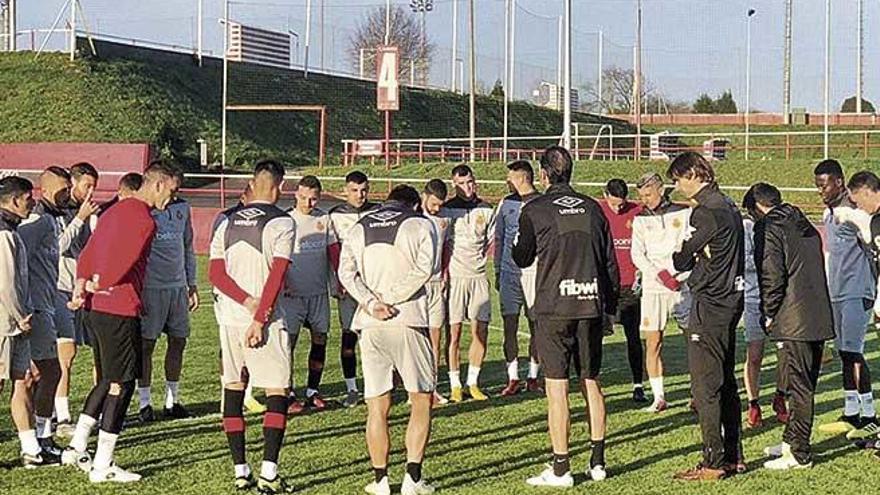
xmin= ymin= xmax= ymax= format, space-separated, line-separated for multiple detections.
xmin=306 ymin=388 xmax=319 ymax=398
xmin=165 ymin=381 xmax=180 ymax=410
xmin=235 ymin=464 xmax=251 ymax=478
xmin=18 ymin=430 xmax=40 ymax=456
xmin=69 ymin=414 xmax=98 ymax=453
xmin=92 ymin=430 xmax=119 ymax=470
xmin=633 ymin=383 xmax=644 ymax=391
xmin=138 ymin=386 xmax=151 ymax=410
xmin=466 ymin=365 xmax=481 ymax=387
xmin=55 ymin=396 xmax=71 ymax=423
xmin=261 ymin=460 xmax=278 ymax=480
xmin=649 ymin=376 xmax=665 ymax=401
xmin=860 ymin=392 xmax=876 ymax=418
xmin=845 ymin=390 xmax=860 ymax=416
xmin=448 ymin=370 xmax=462 ymax=389
xmin=528 ymin=360 xmax=540 ymax=380
xmin=344 ymin=378 xmax=358 ymax=392
xmin=35 ymin=416 xmax=53 ymax=439
xmin=507 ymin=360 xmax=519 ymax=381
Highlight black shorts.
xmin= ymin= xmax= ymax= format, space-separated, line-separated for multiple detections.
xmin=536 ymin=318 xmax=603 ymax=380
xmin=84 ymin=310 xmax=142 ymax=383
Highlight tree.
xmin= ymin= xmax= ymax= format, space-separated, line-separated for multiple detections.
xmin=581 ymin=66 xmax=657 ymax=114
xmin=490 ymin=79 xmax=505 ymax=99
xmin=841 ymin=96 xmax=876 ymax=114
xmin=347 ymin=6 xmax=435 ymax=83
xmin=693 ymin=93 xmax=715 ymax=113
xmin=714 ymin=90 xmax=738 ymax=113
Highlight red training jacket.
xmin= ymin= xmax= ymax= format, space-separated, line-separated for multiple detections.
xmin=599 ymin=200 xmax=642 ymax=288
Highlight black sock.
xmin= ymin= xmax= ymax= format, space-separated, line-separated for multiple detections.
xmin=101 ymin=381 xmax=135 ymax=434
xmin=222 ymin=388 xmax=247 ymax=465
xmin=590 ymin=439 xmax=606 ymax=468
xmin=82 ymin=380 xmax=111 ymax=419
xmin=374 ymin=466 xmax=387 ymax=483
xmin=749 ymin=399 xmax=759 ymax=407
xmin=262 ymin=396 xmax=288 ymax=464
xmin=553 ymin=453 xmax=570 ymax=477
xmin=341 ymin=331 xmax=358 ymax=379
xmin=307 ymin=342 xmax=327 ymax=391
xmin=406 ymin=462 xmax=422 ymax=483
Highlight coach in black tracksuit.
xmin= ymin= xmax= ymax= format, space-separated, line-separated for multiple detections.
xmin=666 ymin=153 xmax=744 ymax=481
xmin=747 ymin=183 xmax=834 ymax=469
xmin=514 ymin=146 xmax=619 ymax=487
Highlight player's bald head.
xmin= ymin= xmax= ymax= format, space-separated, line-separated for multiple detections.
xmin=40 ymin=166 xmax=72 ymax=205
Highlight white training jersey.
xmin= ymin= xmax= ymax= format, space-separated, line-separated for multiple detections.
xmin=631 ymin=201 xmax=692 ymax=294
xmin=442 ymin=195 xmax=497 ymax=279
xmin=743 ymin=217 xmax=760 ymax=304
xmin=823 ymin=197 xmax=876 ymax=303
xmin=284 ymin=207 xmax=337 ymax=297
xmin=424 ymin=210 xmax=451 ymax=282
xmin=209 ymin=201 xmax=295 ymax=328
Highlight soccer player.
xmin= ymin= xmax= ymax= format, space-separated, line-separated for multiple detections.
xmin=0 ymin=176 xmax=58 ymax=467
xmin=19 ymin=169 xmax=71 ymax=455
xmin=813 ymin=160 xmax=878 ymax=440
xmin=420 ymin=179 xmax=451 ymax=406
xmin=118 ymin=173 xmax=143 ymax=199
xmin=668 ymin=152 xmax=744 ymax=481
xmin=62 ymin=161 xmax=180 ymax=483
xmin=515 ymin=147 xmax=618 ymax=488
xmin=209 ymin=160 xmax=294 ymax=493
xmin=443 ymin=164 xmax=497 ymax=401
xmin=630 ymin=172 xmax=691 ymax=413
xmin=746 ymin=183 xmax=834 ymax=470
xmin=599 ymin=178 xmax=646 ymax=403
xmin=282 ymin=176 xmax=337 ymax=414
xmin=54 ymin=162 xmax=99 ymax=435
xmin=137 ymin=169 xmax=197 ymax=423
xmin=338 ymin=185 xmax=437 ymax=495
xmin=494 ymin=161 xmax=542 ymax=396
xmin=329 ymin=171 xmax=380 ymax=408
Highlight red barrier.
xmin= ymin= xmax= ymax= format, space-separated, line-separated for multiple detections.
xmin=192 ymin=206 xmax=223 ymax=254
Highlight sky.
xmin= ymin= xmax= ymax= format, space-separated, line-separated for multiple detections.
xmin=17 ymin=0 xmax=880 ymax=113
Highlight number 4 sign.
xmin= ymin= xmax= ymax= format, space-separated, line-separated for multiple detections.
xmin=376 ymin=46 xmax=399 ymax=112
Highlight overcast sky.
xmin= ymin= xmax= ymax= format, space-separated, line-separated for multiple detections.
xmin=19 ymin=0 xmax=880 ymax=113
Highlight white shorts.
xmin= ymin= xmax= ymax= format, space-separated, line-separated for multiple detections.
xmin=499 ymin=271 xmax=535 ymax=319
xmin=280 ymin=293 xmax=331 ymax=336
xmin=0 ymin=334 xmax=31 ymax=381
xmin=640 ymin=288 xmax=691 ymax=332
xmin=219 ymin=323 xmax=290 ymax=389
xmin=742 ymin=301 xmax=765 ymax=343
xmin=337 ymin=294 xmax=358 ymax=331
xmin=359 ymin=326 xmax=435 ymax=399
xmin=833 ymin=299 xmax=871 ymax=354
xmin=448 ymin=277 xmax=491 ymax=325
xmin=426 ymin=280 xmax=446 ymax=329
xmin=141 ymin=287 xmax=191 ymax=340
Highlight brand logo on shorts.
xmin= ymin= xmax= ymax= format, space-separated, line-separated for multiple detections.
xmin=368 ymin=210 xmax=402 ymax=228
xmin=558 ymin=278 xmax=599 ymax=299
xmin=690 ymin=333 xmax=701 ymax=342
xmin=234 ymin=208 xmax=266 ymax=226
xmin=553 ymin=196 xmax=587 ymax=215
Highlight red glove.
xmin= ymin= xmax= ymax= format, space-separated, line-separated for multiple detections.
xmin=658 ymin=270 xmax=681 ymax=292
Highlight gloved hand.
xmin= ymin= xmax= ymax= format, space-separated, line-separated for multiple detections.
xmin=657 ymin=270 xmax=681 ymax=292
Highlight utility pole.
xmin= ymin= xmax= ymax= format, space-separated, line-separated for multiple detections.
xmin=634 ymin=0 xmax=642 ymax=160
xmin=746 ymin=9 xmax=756 ymax=161
xmin=320 ymin=0 xmax=325 ymax=70
xmin=783 ymin=0 xmax=792 ymax=124
xmin=69 ymin=0 xmax=76 ymax=61
xmin=197 ymin=0 xmax=203 ymax=66
xmin=468 ymin=0 xmax=476 ymax=162
xmin=503 ymin=0 xmax=510 ymax=160
xmin=451 ymin=0 xmax=458 ymax=92
xmin=304 ymin=0 xmax=312 ymax=77
xmin=857 ymin=0 xmax=864 ymax=113
xmin=563 ymin=0 xmax=572 ymax=149
xmin=598 ymin=30 xmax=603 ymax=114
xmin=824 ymin=0 xmax=831 ymax=159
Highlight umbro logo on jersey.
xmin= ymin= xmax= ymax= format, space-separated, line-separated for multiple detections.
xmin=553 ymin=196 xmax=587 ymax=215
xmin=368 ymin=210 xmax=403 ymax=228
xmin=234 ymin=208 xmax=266 ymax=226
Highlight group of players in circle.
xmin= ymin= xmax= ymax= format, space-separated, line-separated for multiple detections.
xmin=2 ymin=146 xmax=880 ymax=493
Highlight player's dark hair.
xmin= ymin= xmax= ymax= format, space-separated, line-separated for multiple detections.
xmin=424 ymin=179 xmax=448 ymax=200
xmin=451 ymin=164 xmax=474 ymax=178
xmin=539 ymin=146 xmax=573 ymax=185
xmin=118 ymin=172 xmax=143 ymax=191
xmin=144 ymin=159 xmax=182 ymax=183
xmin=254 ymin=159 xmax=285 ymax=184
xmin=666 ymin=151 xmax=715 ymax=183
xmin=605 ymin=178 xmax=628 ymax=199
xmin=814 ymin=159 xmax=843 ymax=179
xmin=745 ymin=182 xmax=782 ymax=209
xmin=507 ymin=160 xmax=534 ymax=184
xmin=387 ymin=184 xmax=421 ymax=208
xmin=44 ymin=166 xmax=71 ymax=181
xmin=70 ymin=162 xmax=98 ymax=180
xmin=848 ymin=171 xmax=880 ymax=193
xmin=0 ymin=176 xmax=34 ymax=204
xmin=345 ymin=170 xmax=368 ymax=185
xmin=298 ymin=175 xmax=322 ymax=192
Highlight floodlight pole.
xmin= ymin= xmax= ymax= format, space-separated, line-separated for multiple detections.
xmin=451 ymin=0 xmax=458 ymax=92
xmin=562 ymin=0 xmax=572 ymax=150
xmin=468 ymin=0 xmax=476 ymax=162
xmin=745 ymin=9 xmax=755 ymax=161
xmin=197 ymin=0 xmax=203 ymax=66
xmin=598 ymin=30 xmax=603 ymax=114
xmin=857 ymin=0 xmax=863 ymax=113
xmin=634 ymin=0 xmax=643 ymax=160
xmin=69 ymin=0 xmax=76 ymax=61
xmin=304 ymin=0 xmax=312 ymax=78
xmin=824 ymin=0 xmax=831 ymax=159
xmin=503 ymin=0 xmax=510 ymax=161
xmin=221 ymin=0 xmax=229 ymax=207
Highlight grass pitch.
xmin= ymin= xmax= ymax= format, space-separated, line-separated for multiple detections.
xmin=2 ymin=258 xmax=880 ymax=494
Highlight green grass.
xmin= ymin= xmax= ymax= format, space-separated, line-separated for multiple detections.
xmin=3 ymin=257 xmax=880 ymax=494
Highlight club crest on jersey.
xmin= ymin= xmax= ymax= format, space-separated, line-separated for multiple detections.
xmin=553 ymin=196 xmax=586 ymax=215
xmin=475 ymin=213 xmax=486 ymax=226
xmin=672 ymin=218 xmax=682 ymax=229
xmin=316 ymin=221 xmax=325 ymax=231
xmin=368 ymin=210 xmax=402 ymax=228
xmin=234 ymin=208 xmax=266 ymax=226
xmin=176 ymin=210 xmax=184 ymax=220
xmin=626 ymin=219 xmax=633 ymax=230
